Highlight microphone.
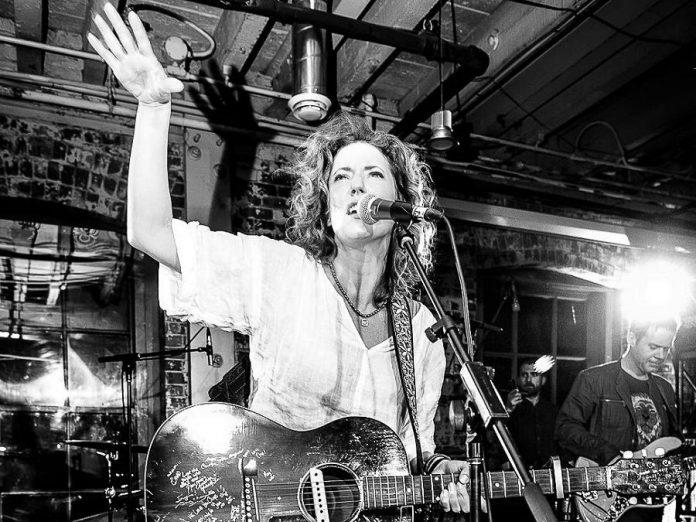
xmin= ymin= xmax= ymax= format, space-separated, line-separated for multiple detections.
xmin=205 ymin=328 xmax=223 ymax=368
xmin=357 ymin=194 xmax=444 ymax=224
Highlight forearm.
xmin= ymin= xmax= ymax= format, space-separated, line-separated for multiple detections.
xmin=555 ymin=419 xmax=619 ymax=465
xmin=127 ymin=102 xmax=179 ymax=271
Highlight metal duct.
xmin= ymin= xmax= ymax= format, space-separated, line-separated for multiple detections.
xmin=288 ymin=0 xmax=331 ymax=122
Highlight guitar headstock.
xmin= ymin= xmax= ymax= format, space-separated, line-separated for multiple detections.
xmin=608 ymin=456 xmax=687 ymax=495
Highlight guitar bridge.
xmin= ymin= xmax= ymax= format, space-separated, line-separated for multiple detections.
xmin=242 ymin=458 xmax=260 ymax=522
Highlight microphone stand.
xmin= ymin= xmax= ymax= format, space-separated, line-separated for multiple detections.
xmin=394 ymin=225 xmax=557 ymax=522
xmin=98 ymin=343 xmax=213 ymax=522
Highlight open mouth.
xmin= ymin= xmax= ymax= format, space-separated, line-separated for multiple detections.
xmin=347 ymin=202 xmax=358 ymax=215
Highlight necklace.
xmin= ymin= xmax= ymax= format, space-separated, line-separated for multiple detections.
xmin=327 ymin=262 xmax=386 ymax=327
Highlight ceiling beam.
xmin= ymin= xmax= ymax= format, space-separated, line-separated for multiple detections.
xmin=212 ymin=10 xmax=268 ymax=71
xmin=398 ymin=0 xmax=597 ymax=137
xmin=335 ymin=0 xmax=438 ymax=102
xmin=192 ymin=0 xmax=484 ymax=64
xmin=439 ymin=198 xmax=696 ymax=254
xmin=472 ymin=0 xmax=695 ymax=142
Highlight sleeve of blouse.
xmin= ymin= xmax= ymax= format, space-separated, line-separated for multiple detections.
xmin=399 ymin=306 xmax=446 ymax=462
xmin=158 ymin=219 xmax=282 ymax=334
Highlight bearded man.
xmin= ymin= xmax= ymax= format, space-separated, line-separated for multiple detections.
xmin=505 ymin=357 xmax=558 ymax=468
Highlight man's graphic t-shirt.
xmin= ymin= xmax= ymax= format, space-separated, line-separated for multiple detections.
xmin=624 ymin=371 xmax=662 ymax=447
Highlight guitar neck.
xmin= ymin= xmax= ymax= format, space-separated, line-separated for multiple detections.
xmin=362 ymin=467 xmax=609 ymax=508
xmin=487 ymin=467 xmax=608 ymax=499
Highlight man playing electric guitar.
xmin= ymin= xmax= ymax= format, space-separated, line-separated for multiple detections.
xmin=555 ymin=316 xmax=681 ymax=522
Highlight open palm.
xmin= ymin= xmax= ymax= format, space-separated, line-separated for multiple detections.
xmin=87 ymin=2 xmax=183 ymax=105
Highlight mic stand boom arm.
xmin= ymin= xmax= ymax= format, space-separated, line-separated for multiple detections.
xmin=394 ymin=226 xmax=557 ymax=522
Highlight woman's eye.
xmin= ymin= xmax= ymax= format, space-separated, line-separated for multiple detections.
xmin=333 ymin=172 xmax=348 ymax=181
xmin=368 ymin=171 xmax=384 ymax=178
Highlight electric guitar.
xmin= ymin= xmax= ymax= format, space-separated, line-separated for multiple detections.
xmin=144 ymin=403 xmax=691 ymax=522
xmin=573 ymin=436 xmax=693 ymax=522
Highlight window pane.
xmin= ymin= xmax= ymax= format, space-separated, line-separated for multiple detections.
xmin=558 ymin=300 xmax=587 ymax=356
xmin=481 ymin=289 xmax=512 ymax=353
xmin=518 ymin=296 xmax=553 ymax=353
xmin=65 ymin=284 xmax=129 ymax=331
xmin=0 ymin=409 xmax=126 ymax=521
xmin=556 ymin=359 xmax=587 ymax=407
xmin=0 ymin=301 xmax=63 ymax=328
xmin=68 ymin=333 xmax=129 ymax=408
xmin=0 ymin=332 xmax=66 ymax=406
xmin=0 ymin=409 xmax=69 ymax=492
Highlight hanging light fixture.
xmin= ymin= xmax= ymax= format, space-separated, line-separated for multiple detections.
xmin=429 ymin=7 xmax=456 ymax=152
xmin=430 ymin=108 xmax=456 ymax=151
xmin=288 ymin=0 xmax=332 ymax=122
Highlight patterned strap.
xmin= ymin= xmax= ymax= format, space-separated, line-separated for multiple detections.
xmin=388 ymin=292 xmax=424 ymax=474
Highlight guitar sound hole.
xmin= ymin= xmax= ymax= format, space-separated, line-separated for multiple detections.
xmin=300 ymin=464 xmax=361 ymax=522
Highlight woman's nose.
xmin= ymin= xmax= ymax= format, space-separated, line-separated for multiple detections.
xmin=350 ymin=175 xmax=366 ymax=195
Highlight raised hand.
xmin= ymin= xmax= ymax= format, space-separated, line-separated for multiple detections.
xmin=506 ymin=387 xmax=522 ymax=412
xmin=87 ymin=2 xmax=184 ymax=105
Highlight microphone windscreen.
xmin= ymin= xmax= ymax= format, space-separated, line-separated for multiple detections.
xmin=357 ymin=193 xmax=378 ymax=225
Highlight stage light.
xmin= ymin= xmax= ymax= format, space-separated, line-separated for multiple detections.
xmin=620 ymin=261 xmax=693 ymax=323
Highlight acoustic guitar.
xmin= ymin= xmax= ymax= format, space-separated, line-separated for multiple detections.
xmin=144 ymin=403 xmax=690 ymax=522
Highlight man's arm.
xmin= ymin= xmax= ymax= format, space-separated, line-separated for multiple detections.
xmin=554 ymin=370 xmax=621 ymax=465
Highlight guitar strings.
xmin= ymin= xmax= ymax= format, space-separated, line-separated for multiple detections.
xmin=251 ymin=475 xmax=463 ymax=489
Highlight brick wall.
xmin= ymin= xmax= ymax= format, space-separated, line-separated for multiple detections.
xmin=0 ymin=113 xmax=130 ymax=218
xmin=160 ymin=140 xmax=190 ymax=419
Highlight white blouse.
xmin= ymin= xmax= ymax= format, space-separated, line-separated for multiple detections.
xmin=159 ymin=219 xmax=446 ymax=462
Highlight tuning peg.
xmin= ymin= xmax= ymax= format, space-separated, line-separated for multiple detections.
xmin=622 ymin=451 xmax=634 ymax=459
xmin=655 ymin=447 xmax=665 ymax=457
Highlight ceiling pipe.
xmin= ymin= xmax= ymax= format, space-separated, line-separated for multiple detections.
xmin=0 ymin=62 xmax=689 ymax=183
xmin=0 ymin=34 xmax=102 ymax=61
xmin=470 ymin=133 xmax=696 ymax=183
xmin=3 ymin=77 xmax=692 ymax=217
xmin=191 ymin=0 xmax=488 ymax=66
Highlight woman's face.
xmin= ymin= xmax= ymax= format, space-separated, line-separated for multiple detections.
xmin=328 ymin=141 xmax=399 ymax=247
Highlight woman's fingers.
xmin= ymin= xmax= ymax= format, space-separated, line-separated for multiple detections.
xmin=93 ymin=13 xmax=126 ymax=60
xmin=87 ymin=31 xmax=119 ymax=71
xmin=127 ymin=10 xmax=155 ymax=57
xmin=456 ymin=481 xmax=470 ymax=513
xmin=438 ymin=485 xmax=451 ymax=512
xmin=103 ymin=3 xmax=138 ymax=54
xmin=448 ymin=482 xmax=460 ymax=512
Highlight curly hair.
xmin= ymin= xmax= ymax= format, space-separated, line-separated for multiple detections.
xmin=285 ymin=111 xmax=438 ymax=304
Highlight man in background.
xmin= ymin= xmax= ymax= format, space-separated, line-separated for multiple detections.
xmin=555 ymin=317 xmax=680 ymax=522
xmin=506 ymin=357 xmax=557 ymax=468
xmin=486 ymin=357 xmax=558 ymax=522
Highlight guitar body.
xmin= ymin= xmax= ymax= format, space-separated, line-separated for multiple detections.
xmin=573 ymin=437 xmax=682 ymax=522
xmin=145 ymin=402 xmax=411 ymax=522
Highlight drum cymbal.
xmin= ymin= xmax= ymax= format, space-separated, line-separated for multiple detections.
xmin=65 ymin=440 xmax=148 ymax=453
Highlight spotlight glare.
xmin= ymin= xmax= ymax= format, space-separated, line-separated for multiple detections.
xmin=620 ymin=261 xmax=691 ymax=322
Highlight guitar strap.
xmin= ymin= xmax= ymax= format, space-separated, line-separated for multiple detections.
xmin=388 ymin=292 xmax=424 ymax=474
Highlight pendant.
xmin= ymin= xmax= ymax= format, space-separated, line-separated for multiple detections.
xmin=360 ymin=317 xmax=369 ymax=327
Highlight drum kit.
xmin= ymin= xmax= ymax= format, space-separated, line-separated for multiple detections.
xmin=62 ymin=439 xmax=148 ymax=522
